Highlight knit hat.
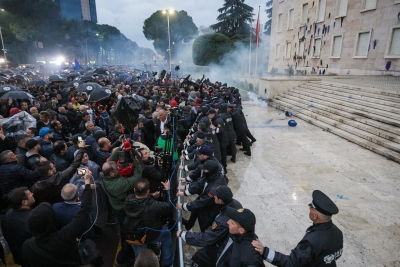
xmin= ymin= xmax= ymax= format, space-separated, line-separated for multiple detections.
xmin=9 ymin=107 xmax=20 ymax=115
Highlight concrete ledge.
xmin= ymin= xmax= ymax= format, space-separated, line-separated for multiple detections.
xmin=257 ymin=77 xmax=322 ymax=99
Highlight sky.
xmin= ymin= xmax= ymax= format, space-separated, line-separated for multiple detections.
xmin=96 ymin=0 xmax=268 ymax=50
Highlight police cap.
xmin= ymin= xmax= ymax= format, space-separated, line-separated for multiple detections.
xmin=309 ymin=190 xmax=339 ymax=216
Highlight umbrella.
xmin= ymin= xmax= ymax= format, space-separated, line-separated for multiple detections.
xmin=0 ymin=90 xmax=33 ymax=100
xmin=0 ymin=76 xmax=8 ymax=82
xmin=67 ymin=73 xmax=80 ymax=79
xmin=77 ymin=82 xmax=101 ymax=94
xmin=0 ymin=85 xmax=18 ymax=94
xmin=64 ymin=80 xmax=83 ymax=88
xmin=2 ymin=70 xmax=14 ymax=75
xmin=49 ymin=75 xmax=67 ymax=82
xmin=28 ymin=79 xmax=48 ymax=86
xmin=88 ymin=87 xmax=113 ymax=102
xmin=93 ymin=68 xmax=109 ymax=75
xmin=74 ymin=75 xmax=95 ymax=82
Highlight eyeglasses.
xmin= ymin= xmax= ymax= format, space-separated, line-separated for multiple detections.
xmin=308 ymin=202 xmax=316 ymax=209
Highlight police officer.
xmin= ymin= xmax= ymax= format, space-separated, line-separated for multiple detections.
xmin=252 ymin=190 xmax=343 ymax=266
xmin=177 ymin=185 xmax=242 ymax=267
xmin=228 ymin=104 xmax=251 ymax=156
xmin=219 ymin=103 xmax=237 ymax=163
xmin=216 ymin=207 xmax=264 ymax=267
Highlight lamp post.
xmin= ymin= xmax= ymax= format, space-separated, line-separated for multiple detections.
xmin=162 ymin=9 xmax=174 ymax=72
xmin=0 ymin=9 xmax=8 ymax=67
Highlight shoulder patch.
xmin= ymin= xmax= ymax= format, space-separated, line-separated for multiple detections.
xmin=211 ymin=222 xmax=218 ymax=230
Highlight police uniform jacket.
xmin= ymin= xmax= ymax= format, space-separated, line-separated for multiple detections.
xmin=216 ymin=232 xmax=265 ymax=267
xmin=230 ymin=108 xmax=247 ymax=135
xmin=219 ymin=111 xmax=236 ymax=141
xmin=263 ymin=221 xmax=343 ymax=267
xmin=181 ymin=199 xmax=242 ymax=266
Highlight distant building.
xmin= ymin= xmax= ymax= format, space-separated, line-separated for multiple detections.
xmin=54 ymin=0 xmax=97 ymax=23
xmin=269 ymin=0 xmax=400 ymax=76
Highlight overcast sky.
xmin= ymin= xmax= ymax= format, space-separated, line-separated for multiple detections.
xmin=96 ymin=0 xmax=268 ymax=50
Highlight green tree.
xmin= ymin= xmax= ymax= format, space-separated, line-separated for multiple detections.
xmin=264 ymin=0 xmax=273 ymax=36
xmin=192 ymin=33 xmax=231 ymax=66
xmin=210 ymin=0 xmax=254 ymax=43
xmin=143 ymin=10 xmax=198 ymax=58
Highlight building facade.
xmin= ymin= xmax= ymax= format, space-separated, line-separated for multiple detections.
xmin=268 ymin=0 xmax=400 ymax=76
xmin=54 ymin=0 xmax=97 ymax=23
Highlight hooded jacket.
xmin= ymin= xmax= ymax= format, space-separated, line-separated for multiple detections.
xmin=124 ymin=194 xmax=172 ymax=243
xmin=22 ymin=184 xmax=93 ymax=267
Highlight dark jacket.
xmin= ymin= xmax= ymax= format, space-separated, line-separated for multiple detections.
xmin=142 ymin=160 xmax=163 ymax=193
xmin=24 ymin=153 xmax=41 ymax=170
xmin=39 ymin=140 xmax=53 ymax=160
xmin=0 ymin=136 xmax=16 ymax=154
xmin=124 ymin=194 xmax=172 ymax=243
xmin=183 ymin=169 xmax=227 ymax=231
xmin=219 ymin=111 xmax=236 ymax=141
xmin=93 ymin=147 xmax=111 ymax=167
xmin=50 ymin=153 xmax=70 ymax=172
xmin=1 ymin=208 xmax=32 ymax=265
xmin=31 ymin=148 xmax=84 ymax=205
xmin=263 ymin=221 xmax=343 ymax=267
xmin=66 ymin=108 xmax=77 ymax=130
xmin=216 ymin=232 xmax=264 ymax=267
xmin=183 ymin=199 xmax=242 ymax=267
xmin=15 ymin=146 xmax=28 ymax=156
xmin=65 ymin=145 xmax=78 ymax=163
xmin=57 ymin=113 xmax=71 ymax=135
xmin=52 ymin=130 xmax=67 ymax=142
xmin=230 ymin=107 xmax=247 ymax=135
xmin=22 ymin=184 xmax=93 ymax=267
xmin=0 ymin=162 xmax=39 ymax=196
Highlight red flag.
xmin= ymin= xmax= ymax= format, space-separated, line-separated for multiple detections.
xmin=255 ymin=9 xmax=260 ymax=46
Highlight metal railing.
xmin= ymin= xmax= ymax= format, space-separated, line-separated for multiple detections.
xmin=176 ymin=152 xmax=186 ymax=267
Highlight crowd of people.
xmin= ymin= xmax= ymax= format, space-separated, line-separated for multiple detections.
xmin=0 ymin=67 xmax=343 ymax=267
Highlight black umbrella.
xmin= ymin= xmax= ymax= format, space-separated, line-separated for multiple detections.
xmin=88 ymin=87 xmax=113 ymax=102
xmin=0 ymin=90 xmax=33 ymax=100
xmin=67 ymin=73 xmax=80 ymax=79
xmin=64 ymin=80 xmax=83 ymax=88
xmin=0 ymin=85 xmax=18 ymax=94
xmin=74 ymin=75 xmax=95 ymax=82
xmin=77 ymin=82 xmax=101 ymax=94
xmin=2 ymin=70 xmax=14 ymax=75
xmin=28 ymin=79 xmax=49 ymax=86
xmin=93 ymin=68 xmax=109 ymax=75
xmin=49 ymin=75 xmax=67 ymax=82
xmin=0 ymin=76 xmax=8 ymax=82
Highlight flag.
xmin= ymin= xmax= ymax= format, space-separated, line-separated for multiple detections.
xmin=73 ymin=58 xmax=81 ymax=71
xmin=255 ymin=8 xmax=260 ymax=46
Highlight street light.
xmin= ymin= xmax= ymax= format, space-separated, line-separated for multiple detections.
xmin=162 ymin=9 xmax=174 ymax=72
xmin=0 ymin=9 xmax=7 ymax=67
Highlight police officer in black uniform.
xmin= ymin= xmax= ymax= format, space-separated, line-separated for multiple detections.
xmin=252 ymin=190 xmax=343 ymax=267
xmin=216 ymin=207 xmax=264 ymax=267
xmin=177 ymin=185 xmax=242 ymax=267
xmin=219 ymin=103 xmax=237 ymax=163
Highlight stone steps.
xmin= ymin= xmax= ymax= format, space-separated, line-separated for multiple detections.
xmin=285 ymin=90 xmax=400 ymax=127
xmin=306 ymin=82 xmax=400 ymax=104
xmin=272 ymin=80 xmax=400 ymax=163
xmin=299 ymin=84 xmax=400 ymax=110
xmin=280 ymin=93 xmax=400 ymax=138
xmin=288 ymin=88 xmax=400 ymax=120
xmin=308 ymin=80 xmax=400 ymax=99
xmin=277 ymin=96 xmax=400 ymax=151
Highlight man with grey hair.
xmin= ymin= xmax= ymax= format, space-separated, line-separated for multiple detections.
xmin=52 ymin=179 xmax=94 ymax=237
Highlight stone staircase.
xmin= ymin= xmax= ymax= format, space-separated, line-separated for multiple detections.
xmin=272 ymin=80 xmax=400 ymax=163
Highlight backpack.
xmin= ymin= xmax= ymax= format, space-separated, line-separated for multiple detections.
xmin=122 ymin=216 xmax=147 ymax=246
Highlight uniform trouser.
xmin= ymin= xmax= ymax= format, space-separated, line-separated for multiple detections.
xmin=228 ymin=139 xmax=237 ymax=159
xmin=114 ymin=209 xmax=135 ymax=264
xmin=237 ymin=132 xmax=251 ymax=153
xmin=246 ymin=129 xmax=256 ymax=142
xmin=220 ymin=145 xmax=227 ymax=170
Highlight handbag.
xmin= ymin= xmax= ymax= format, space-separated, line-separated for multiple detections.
xmin=78 ymin=239 xmax=104 ymax=267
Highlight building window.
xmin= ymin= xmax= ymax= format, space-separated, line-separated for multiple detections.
xmin=317 ymin=0 xmax=326 ymax=22
xmin=276 ymin=44 xmax=281 ymax=58
xmin=361 ymin=0 xmax=377 ymax=12
xmin=336 ymin=0 xmax=348 ymax=17
xmin=354 ymin=30 xmax=372 ymax=58
xmin=288 ymin=9 xmax=294 ymax=30
xmin=312 ymin=38 xmax=322 ymax=58
xmin=298 ymin=40 xmax=305 ymax=57
xmin=330 ymin=35 xmax=343 ymax=58
xmin=278 ymin=13 xmax=283 ymax=32
xmin=385 ymin=26 xmax=400 ymax=58
xmin=285 ymin=42 xmax=292 ymax=58
xmin=301 ymin=3 xmax=308 ymax=25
